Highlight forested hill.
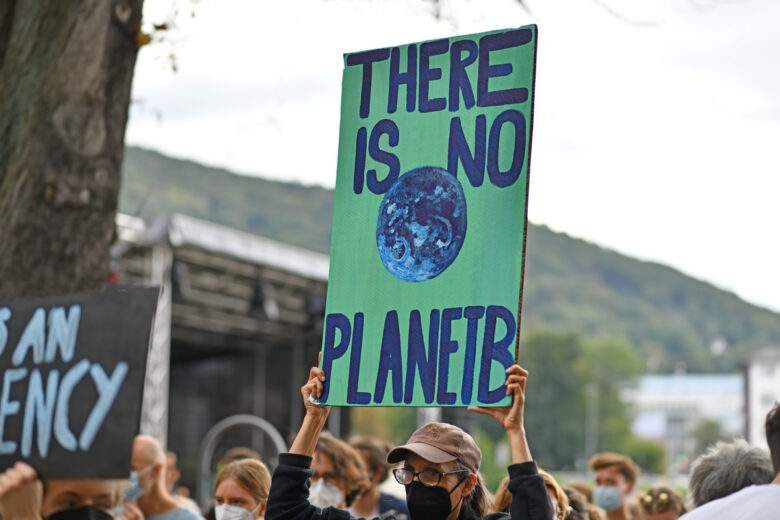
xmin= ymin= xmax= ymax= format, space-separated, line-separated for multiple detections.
xmin=120 ymin=146 xmax=780 ymax=372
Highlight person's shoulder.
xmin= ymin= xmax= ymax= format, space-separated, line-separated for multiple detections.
xmin=378 ymin=492 xmax=408 ymax=512
xmin=482 ymin=513 xmax=510 ymax=520
xmin=680 ymin=484 xmax=780 ymax=520
xmin=164 ymin=507 xmax=205 ymax=520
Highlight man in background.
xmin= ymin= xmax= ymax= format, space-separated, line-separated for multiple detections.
xmin=133 ymin=435 xmax=203 ymax=520
xmin=590 ymin=452 xmax=641 ymax=520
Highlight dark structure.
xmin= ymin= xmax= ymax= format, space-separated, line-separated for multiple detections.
xmin=114 ymin=213 xmax=346 ymax=495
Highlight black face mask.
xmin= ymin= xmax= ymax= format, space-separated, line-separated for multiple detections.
xmin=46 ymin=506 xmax=113 ymax=520
xmin=406 ymin=479 xmax=465 ymax=520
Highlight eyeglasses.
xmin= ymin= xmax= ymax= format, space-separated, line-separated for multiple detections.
xmin=392 ymin=467 xmax=469 ymax=487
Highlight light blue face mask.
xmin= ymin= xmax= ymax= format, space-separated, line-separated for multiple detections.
xmin=593 ymin=486 xmax=622 ymax=512
xmin=125 ymin=466 xmax=154 ymax=503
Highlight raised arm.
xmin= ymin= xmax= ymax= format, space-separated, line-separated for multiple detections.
xmin=267 ymin=367 xmax=353 ymax=520
xmin=470 ymin=365 xmax=553 ymax=520
xmin=289 ymin=367 xmax=331 ymax=456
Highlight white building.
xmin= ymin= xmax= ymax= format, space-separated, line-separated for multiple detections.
xmin=623 ymin=374 xmax=743 ymax=474
xmin=744 ymin=347 xmax=780 ymax=449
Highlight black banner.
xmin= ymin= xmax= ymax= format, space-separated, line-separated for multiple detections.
xmin=0 ymin=287 xmax=158 ymax=479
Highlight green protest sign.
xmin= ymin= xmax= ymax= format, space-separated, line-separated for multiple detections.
xmin=321 ymin=26 xmax=537 ymax=407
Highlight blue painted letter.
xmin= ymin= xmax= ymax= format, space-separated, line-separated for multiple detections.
xmin=0 ymin=368 xmax=27 ymax=454
xmin=437 ymin=307 xmax=463 ymax=405
xmin=54 ymin=359 xmax=90 ymax=452
xmin=80 ymin=362 xmax=128 ymax=450
xmin=478 ymin=306 xmax=516 ymax=404
xmin=404 ymin=309 xmax=440 ymax=404
xmin=374 ymin=311 xmax=403 ymax=404
xmin=45 ymin=305 xmax=81 ymax=363
xmin=321 ymin=313 xmax=351 ymax=402
xmin=12 ymin=308 xmax=46 ymax=366
xmin=346 ymin=313 xmax=370 ymax=404
xmin=21 ymin=369 xmax=59 ymax=457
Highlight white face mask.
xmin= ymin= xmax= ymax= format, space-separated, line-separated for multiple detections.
xmin=215 ymin=503 xmax=260 ymax=520
xmin=309 ymin=478 xmax=344 ymax=509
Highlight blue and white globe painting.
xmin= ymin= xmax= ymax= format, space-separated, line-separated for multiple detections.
xmin=376 ymin=166 xmax=468 ymax=282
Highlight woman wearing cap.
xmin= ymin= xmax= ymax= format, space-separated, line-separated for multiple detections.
xmin=266 ymin=364 xmax=553 ymax=520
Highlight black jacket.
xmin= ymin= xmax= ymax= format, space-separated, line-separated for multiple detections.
xmin=266 ymin=453 xmax=553 ymax=520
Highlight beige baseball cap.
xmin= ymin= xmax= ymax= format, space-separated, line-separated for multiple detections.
xmin=386 ymin=422 xmax=481 ymax=473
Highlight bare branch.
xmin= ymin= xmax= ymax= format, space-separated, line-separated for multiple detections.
xmin=516 ymin=0 xmax=532 ymax=14
xmin=589 ymin=0 xmax=662 ymax=26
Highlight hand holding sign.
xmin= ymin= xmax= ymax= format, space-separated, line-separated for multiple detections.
xmin=301 ymin=367 xmax=331 ymax=421
xmin=468 ymin=364 xmax=527 ymax=431
xmin=469 ymin=364 xmax=532 ymax=464
xmin=0 ymin=462 xmax=42 ymax=519
xmin=290 ymin=367 xmax=332 ymax=458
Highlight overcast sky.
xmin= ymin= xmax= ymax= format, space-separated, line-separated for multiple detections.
xmin=126 ymin=0 xmax=780 ymax=313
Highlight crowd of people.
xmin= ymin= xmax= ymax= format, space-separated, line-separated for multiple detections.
xmin=0 ymin=364 xmax=778 ymax=520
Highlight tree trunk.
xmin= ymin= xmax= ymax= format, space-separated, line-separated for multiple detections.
xmin=0 ymin=0 xmax=144 ymax=298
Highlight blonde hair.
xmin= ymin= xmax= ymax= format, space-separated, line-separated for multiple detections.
xmin=215 ymin=458 xmax=271 ymax=503
xmin=491 ymin=476 xmax=511 ymax=514
xmin=539 ymin=469 xmax=569 ymax=520
xmin=638 ymin=486 xmax=686 ymax=517
xmin=491 ymin=470 xmax=569 ymax=519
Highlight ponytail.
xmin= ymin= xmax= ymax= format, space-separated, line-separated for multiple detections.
xmin=456 ymin=461 xmax=493 ymax=517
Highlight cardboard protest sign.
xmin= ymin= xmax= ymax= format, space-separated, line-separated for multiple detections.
xmin=321 ymin=26 xmax=538 ymax=407
xmin=0 ymin=287 xmax=158 ymax=478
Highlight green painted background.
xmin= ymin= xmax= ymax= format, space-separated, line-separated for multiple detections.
xmin=322 ymin=26 xmax=537 ymax=407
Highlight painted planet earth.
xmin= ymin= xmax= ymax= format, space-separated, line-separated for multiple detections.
xmin=376 ymin=166 xmax=467 ymax=282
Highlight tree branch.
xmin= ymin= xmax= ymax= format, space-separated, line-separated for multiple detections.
xmin=589 ymin=0 xmax=662 ymax=26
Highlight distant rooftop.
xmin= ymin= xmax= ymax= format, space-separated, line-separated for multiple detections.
xmin=636 ymin=374 xmax=742 ymax=395
xmin=749 ymin=347 xmax=780 ymax=363
xmin=116 ymin=213 xmax=330 ymax=281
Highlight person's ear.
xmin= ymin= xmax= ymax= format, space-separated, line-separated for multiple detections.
xmin=461 ymin=474 xmax=478 ymax=498
xmin=257 ymin=499 xmax=267 ymax=518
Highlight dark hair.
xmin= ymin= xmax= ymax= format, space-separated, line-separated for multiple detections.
xmin=638 ymin=486 xmax=686 ymax=517
xmin=767 ymin=402 xmax=780 ymax=474
xmin=349 ymin=435 xmax=392 ymax=483
xmin=453 ymin=461 xmax=492 ymax=517
xmin=316 ymin=432 xmax=371 ymax=500
xmin=563 ymin=487 xmax=588 ymax=520
xmin=589 ymin=452 xmax=640 ymax=487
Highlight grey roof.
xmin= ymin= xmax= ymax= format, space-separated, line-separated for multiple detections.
xmin=636 ymin=374 xmax=743 ymax=395
xmin=118 ymin=213 xmax=329 ymax=281
xmin=749 ymin=347 xmax=780 ymax=363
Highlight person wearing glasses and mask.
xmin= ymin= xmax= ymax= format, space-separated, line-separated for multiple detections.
xmin=266 ymin=364 xmax=552 ymax=520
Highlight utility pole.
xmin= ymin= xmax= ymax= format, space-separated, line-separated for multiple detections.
xmin=585 ymin=382 xmax=599 ymax=467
